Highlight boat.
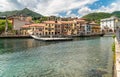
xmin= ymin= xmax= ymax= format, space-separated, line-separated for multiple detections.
xmin=30 ymin=35 xmax=73 ymax=41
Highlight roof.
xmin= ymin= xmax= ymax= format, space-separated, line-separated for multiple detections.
xmin=21 ymin=23 xmax=45 ymax=28
xmin=60 ymin=21 xmax=74 ymax=24
xmin=92 ymin=26 xmax=100 ymax=29
xmin=43 ymin=21 xmax=61 ymax=24
xmin=74 ymin=19 xmax=86 ymax=23
xmin=29 ymin=24 xmax=45 ymax=27
xmin=21 ymin=25 xmax=30 ymax=28
xmin=89 ymin=21 xmax=97 ymax=25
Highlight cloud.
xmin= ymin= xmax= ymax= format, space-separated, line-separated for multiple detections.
xmin=77 ymin=0 xmax=120 ymax=17
xmin=66 ymin=11 xmax=78 ymax=17
xmin=0 ymin=0 xmax=98 ymax=16
xmin=94 ymin=0 xmax=120 ymax=13
xmin=78 ymin=7 xmax=92 ymax=16
xmin=97 ymin=2 xmax=120 ymax=13
xmin=0 ymin=0 xmax=15 ymax=11
xmin=0 ymin=0 xmax=120 ymax=17
xmin=34 ymin=0 xmax=98 ymax=16
xmin=66 ymin=11 xmax=72 ymax=16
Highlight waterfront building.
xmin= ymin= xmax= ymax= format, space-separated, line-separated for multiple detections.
xmin=21 ymin=24 xmax=45 ymax=35
xmin=43 ymin=21 xmax=73 ymax=36
xmin=84 ymin=22 xmax=92 ymax=35
xmin=100 ymin=16 xmax=120 ymax=33
xmin=10 ymin=15 xmax=33 ymax=30
xmin=73 ymin=19 xmax=87 ymax=35
xmin=90 ymin=21 xmax=101 ymax=34
xmin=20 ymin=25 xmax=30 ymax=35
xmin=60 ymin=21 xmax=73 ymax=36
xmin=20 ymin=18 xmax=96 ymax=36
xmin=43 ymin=21 xmax=61 ymax=36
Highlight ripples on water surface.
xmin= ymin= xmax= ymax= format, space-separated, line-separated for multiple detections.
xmin=0 ymin=37 xmax=113 ymax=77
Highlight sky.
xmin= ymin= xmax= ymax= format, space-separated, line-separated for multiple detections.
xmin=0 ymin=0 xmax=119 ymax=17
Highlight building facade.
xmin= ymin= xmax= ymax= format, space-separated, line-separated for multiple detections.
xmin=10 ymin=16 xmax=33 ymax=30
xmin=21 ymin=19 xmax=97 ymax=36
xmin=21 ymin=24 xmax=44 ymax=35
xmin=90 ymin=21 xmax=101 ymax=34
xmin=100 ymin=16 xmax=120 ymax=33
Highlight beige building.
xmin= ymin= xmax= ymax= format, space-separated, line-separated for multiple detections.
xmin=43 ymin=21 xmax=60 ymax=36
xmin=90 ymin=21 xmax=101 ymax=34
xmin=21 ymin=24 xmax=44 ymax=35
xmin=60 ymin=21 xmax=73 ymax=36
xmin=73 ymin=19 xmax=86 ymax=35
xmin=21 ymin=18 xmax=97 ymax=36
xmin=10 ymin=16 xmax=33 ymax=30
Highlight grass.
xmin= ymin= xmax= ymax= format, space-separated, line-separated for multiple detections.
xmin=112 ymin=38 xmax=116 ymax=77
xmin=112 ymin=42 xmax=115 ymax=52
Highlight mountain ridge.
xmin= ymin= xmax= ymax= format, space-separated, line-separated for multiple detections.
xmin=0 ymin=8 xmax=43 ymax=18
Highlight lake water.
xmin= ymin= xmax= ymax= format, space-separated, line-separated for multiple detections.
xmin=0 ymin=37 xmax=113 ymax=77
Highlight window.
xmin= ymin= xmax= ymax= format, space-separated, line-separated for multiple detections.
xmin=32 ymin=28 xmax=34 ymax=30
xmin=39 ymin=28 xmax=42 ymax=31
xmin=45 ymin=32 xmax=47 ymax=35
xmin=52 ymin=32 xmax=54 ymax=35
xmin=40 ymin=33 xmax=41 ymax=35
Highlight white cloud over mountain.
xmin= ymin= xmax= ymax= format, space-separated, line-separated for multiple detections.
xmin=0 ymin=0 xmax=120 ymax=17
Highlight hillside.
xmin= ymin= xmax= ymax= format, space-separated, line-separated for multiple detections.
xmin=82 ymin=12 xmax=112 ymax=24
xmin=82 ymin=11 xmax=120 ymax=24
xmin=0 ymin=8 xmax=43 ymax=18
xmin=112 ymin=11 xmax=120 ymax=18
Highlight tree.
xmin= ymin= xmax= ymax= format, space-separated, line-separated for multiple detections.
xmin=0 ymin=19 xmax=13 ymax=34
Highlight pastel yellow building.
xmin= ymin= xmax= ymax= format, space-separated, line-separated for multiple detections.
xmin=72 ymin=19 xmax=86 ymax=35
xmin=90 ymin=21 xmax=101 ymax=34
xmin=21 ymin=24 xmax=45 ymax=35
xmin=21 ymin=19 xmax=99 ymax=36
xmin=43 ymin=21 xmax=62 ymax=36
xmin=60 ymin=21 xmax=73 ymax=36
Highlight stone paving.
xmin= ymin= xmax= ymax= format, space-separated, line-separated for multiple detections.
xmin=115 ymin=38 xmax=120 ymax=77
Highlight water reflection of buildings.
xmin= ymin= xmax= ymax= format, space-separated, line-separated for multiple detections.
xmin=3 ymin=39 xmax=35 ymax=51
xmin=26 ymin=39 xmax=35 ymax=48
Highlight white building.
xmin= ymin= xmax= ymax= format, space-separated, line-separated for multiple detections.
xmin=100 ymin=16 xmax=120 ymax=33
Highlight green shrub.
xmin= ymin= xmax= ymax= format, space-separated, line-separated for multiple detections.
xmin=113 ymin=35 xmax=116 ymax=39
xmin=112 ymin=42 xmax=115 ymax=52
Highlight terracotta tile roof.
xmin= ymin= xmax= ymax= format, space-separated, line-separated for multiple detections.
xmin=21 ymin=24 xmax=45 ymax=28
xmin=89 ymin=21 xmax=97 ymax=25
xmin=75 ymin=19 xmax=86 ymax=22
xmin=29 ymin=24 xmax=45 ymax=27
xmin=43 ymin=20 xmax=86 ymax=24
xmin=60 ymin=21 xmax=74 ymax=24
xmin=21 ymin=25 xmax=30 ymax=28
xmin=43 ymin=21 xmax=62 ymax=24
